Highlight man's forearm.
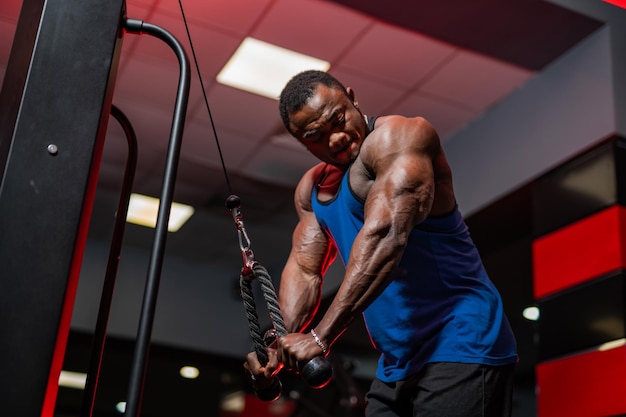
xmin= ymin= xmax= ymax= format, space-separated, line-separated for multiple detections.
xmin=278 ymin=268 xmax=323 ymax=333
xmin=314 ymin=225 xmax=406 ymax=349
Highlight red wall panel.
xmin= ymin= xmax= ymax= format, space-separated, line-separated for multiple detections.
xmin=222 ymin=395 xmax=296 ymax=417
xmin=532 ymin=205 xmax=626 ymax=299
xmin=536 ymin=344 xmax=626 ymax=417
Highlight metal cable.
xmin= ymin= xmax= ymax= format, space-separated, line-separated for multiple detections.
xmin=175 ymin=3 xmax=292 ymax=377
xmin=177 ymin=0 xmax=232 ymax=194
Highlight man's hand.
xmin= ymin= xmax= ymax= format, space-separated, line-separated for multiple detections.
xmin=276 ymin=332 xmax=334 ymax=388
xmin=243 ymin=350 xmax=283 ymax=402
xmin=276 ymin=332 xmax=327 ymax=372
xmin=244 ymin=344 xmax=282 ymax=381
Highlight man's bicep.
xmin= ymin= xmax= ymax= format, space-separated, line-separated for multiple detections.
xmin=366 ymin=152 xmax=435 ymax=228
xmin=291 ymin=210 xmax=337 ymax=276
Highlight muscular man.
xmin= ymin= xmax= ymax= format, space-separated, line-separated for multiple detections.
xmin=246 ymin=70 xmax=517 ymax=416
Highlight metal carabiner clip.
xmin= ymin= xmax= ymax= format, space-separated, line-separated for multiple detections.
xmin=226 ymin=195 xmax=256 ymax=273
xmin=237 ymin=223 xmax=256 ymax=273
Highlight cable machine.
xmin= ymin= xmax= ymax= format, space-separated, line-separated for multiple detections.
xmin=0 ymin=2 xmax=339 ymax=415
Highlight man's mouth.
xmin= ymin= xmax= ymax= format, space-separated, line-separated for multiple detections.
xmin=333 ymin=146 xmax=349 ymax=160
xmin=331 ymin=137 xmax=356 ymax=161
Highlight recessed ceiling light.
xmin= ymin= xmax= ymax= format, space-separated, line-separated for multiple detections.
xmin=126 ymin=193 xmax=194 ymax=232
xmin=115 ymin=402 xmax=127 ymax=414
xmin=522 ymin=306 xmax=540 ymax=321
xmin=217 ymin=37 xmax=330 ymax=100
xmin=58 ymin=370 xmax=87 ymax=389
xmin=179 ymin=365 xmax=200 ymax=379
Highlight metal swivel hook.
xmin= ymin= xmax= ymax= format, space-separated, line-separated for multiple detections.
xmin=226 ymin=195 xmax=256 ymax=273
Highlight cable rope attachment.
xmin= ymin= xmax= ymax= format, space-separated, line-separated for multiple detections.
xmin=174 ymin=0 xmax=335 ymax=396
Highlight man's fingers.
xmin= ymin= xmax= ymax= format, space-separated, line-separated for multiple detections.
xmin=264 ymin=349 xmax=284 ymax=378
xmin=244 ymin=365 xmax=257 ymax=381
xmin=245 ymin=351 xmax=265 ymax=380
xmin=246 ymin=351 xmax=260 ymax=364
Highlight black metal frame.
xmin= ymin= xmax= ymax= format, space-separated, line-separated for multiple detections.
xmin=81 ymin=105 xmax=138 ymax=416
xmin=121 ymin=18 xmax=191 ymax=417
xmin=0 ymin=1 xmax=126 ymax=415
xmin=0 ymin=3 xmax=192 ymax=414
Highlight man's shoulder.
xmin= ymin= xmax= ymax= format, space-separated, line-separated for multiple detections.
xmin=354 ymin=115 xmax=441 ymax=183
xmin=293 ymin=163 xmax=326 ymax=212
xmin=371 ymin=115 xmax=433 ymax=134
xmin=362 ymin=115 xmax=437 ymax=156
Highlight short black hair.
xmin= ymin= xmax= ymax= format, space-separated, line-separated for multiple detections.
xmin=278 ymin=70 xmax=348 ymax=131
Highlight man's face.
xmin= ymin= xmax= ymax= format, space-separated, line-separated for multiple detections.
xmin=288 ymin=84 xmax=367 ymax=168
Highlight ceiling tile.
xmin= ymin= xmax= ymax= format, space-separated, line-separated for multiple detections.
xmin=338 ymin=21 xmax=457 ymax=88
xmin=243 ymin=140 xmax=319 ymax=186
xmin=420 ymin=49 xmax=534 ymax=112
xmin=388 ymin=92 xmax=476 ymax=140
xmin=176 ymin=118 xmax=259 ymax=172
xmin=328 ymin=66 xmax=407 ymax=116
xmin=252 ymin=0 xmax=373 ymax=61
xmin=131 ymin=0 xmax=276 ymax=37
xmin=168 ymin=158 xmax=228 ymax=205
xmin=204 ymin=83 xmax=281 ymax=138
xmin=114 ymin=57 xmax=181 ymax=112
xmin=121 ymin=4 xmax=244 ymax=83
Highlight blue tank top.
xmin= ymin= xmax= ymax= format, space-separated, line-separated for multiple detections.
xmin=311 ymin=170 xmax=517 ymax=382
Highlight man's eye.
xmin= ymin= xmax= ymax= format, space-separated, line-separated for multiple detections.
xmin=313 ymin=133 xmax=326 ymax=143
xmin=303 ymin=132 xmax=322 ymax=143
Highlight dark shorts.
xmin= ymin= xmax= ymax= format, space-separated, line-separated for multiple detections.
xmin=365 ymin=362 xmax=516 ymax=417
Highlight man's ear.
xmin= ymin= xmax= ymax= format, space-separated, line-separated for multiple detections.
xmin=346 ymin=87 xmax=358 ymax=108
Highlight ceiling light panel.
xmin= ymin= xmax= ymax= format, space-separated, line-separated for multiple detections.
xmin=126 ymin=193 xmax=194 ymax=232
xmin=217 ymin=37 xmax=330 ymax=99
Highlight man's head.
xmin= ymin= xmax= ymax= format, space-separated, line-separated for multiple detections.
xmin=278 ymin=70 xmax=368 ymax=168
xmin=279 ymin=70 xmax=349 ymax=132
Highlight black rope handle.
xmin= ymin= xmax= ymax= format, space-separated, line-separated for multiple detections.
xmin=227 ymin=195 xmax=333 ymax=398
xmin=239 ymin=264 xmax=285 ymax=402
xmin=239 ymin=260 xmax=333 ymax=391
xmin=239 ymin=263 xmax=287 ymax=365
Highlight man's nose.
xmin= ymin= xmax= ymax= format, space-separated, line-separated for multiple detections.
xmin=328 ymin=131 xmax=347 ymax=151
